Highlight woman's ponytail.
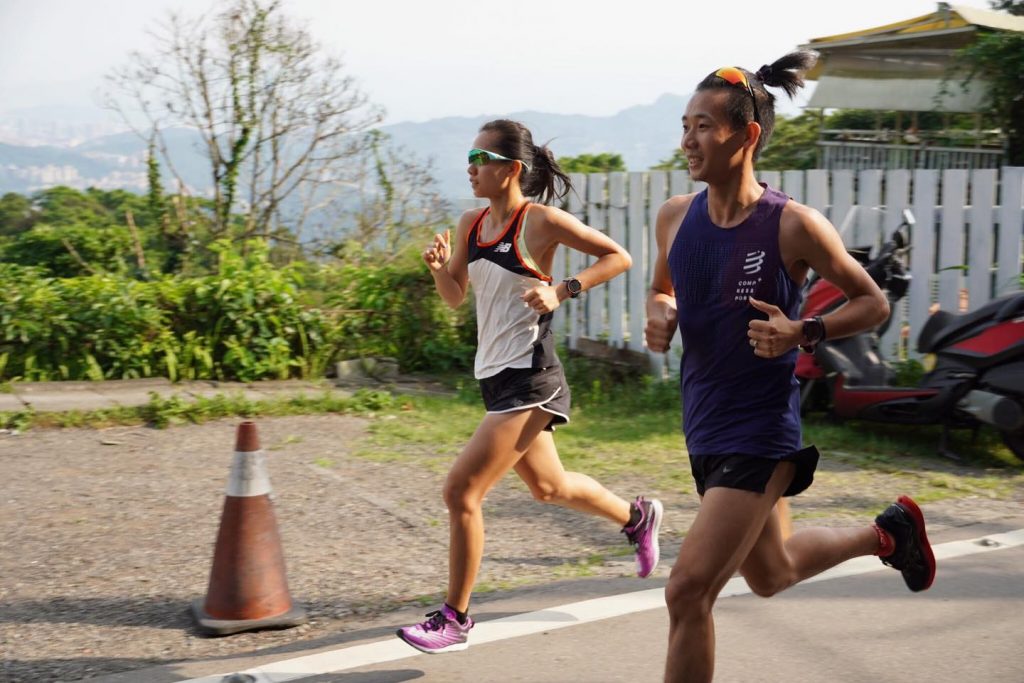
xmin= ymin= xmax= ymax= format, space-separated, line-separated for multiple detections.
xmin=523 ymin=144 xmax=573 ymax=205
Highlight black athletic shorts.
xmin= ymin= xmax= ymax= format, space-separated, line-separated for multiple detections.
xmin=689 ymin=446 xmax=820 ymax=497
xmin=479 ymin=365 xmax=571 ymax=431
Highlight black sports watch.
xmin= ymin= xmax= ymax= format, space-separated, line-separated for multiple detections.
xmin=562 ymin=277 xmax=583 ymax=299
xmin=800 ymin=316 xmax=826 ymax=354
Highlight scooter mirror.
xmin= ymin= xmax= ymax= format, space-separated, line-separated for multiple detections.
xmin=902 ymin=208 xmax=916 ymax=227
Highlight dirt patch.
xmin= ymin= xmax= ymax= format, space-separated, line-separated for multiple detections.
xmin=1 ymin=415 xmax=1021 ymax=682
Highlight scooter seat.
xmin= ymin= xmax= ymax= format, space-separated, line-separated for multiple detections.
xmin=917 ymin=293 xmax=1024 ymax=353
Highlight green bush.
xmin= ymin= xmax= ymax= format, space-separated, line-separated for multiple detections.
xmin=155 ymin=241 xmax=332 ymax=381
xmin=0 ymin=264 xmax=174 ymax=380
xmin=0 ymin=223 xmax=134 ymax=277
xmin=322 ymin=259 xmax=476 ymax=372
xmin=0 ymin=243 xmax=475 ymax=382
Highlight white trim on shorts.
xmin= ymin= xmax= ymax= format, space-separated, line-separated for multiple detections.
xmin=485 ymin=385 xmax=571 ymax=425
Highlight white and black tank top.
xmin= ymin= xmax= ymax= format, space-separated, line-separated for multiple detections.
xmin=466 ymin=203 xmax=559 ymax=379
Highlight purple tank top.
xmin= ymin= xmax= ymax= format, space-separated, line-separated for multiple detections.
xmin=668 ymin=184 xmax=803 ymax=457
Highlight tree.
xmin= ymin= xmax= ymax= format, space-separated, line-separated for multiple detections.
xmin=951 ymin=3 xmax=1024 ymax=163
xmin=989 ymin=0 xmax=1024 ymax=15
xmin=0 ymin=193 xmax=34 ymax=237
xmin=145 ymin=136 xmax=166 ymax=225
xmin=757 ymin=112 xmax=822 ymax=171
xmin=104 ymin=0 xmax=384 ymax=246
xmin=2 ymin=223 xmax=133 ymax=277
xmin=311 ymin=131 xmax=452 ymax=263
xmin=557 ymin=153 xmax=627 ymax=173
xmin=650 ymin=149 xmax=686 ymax=171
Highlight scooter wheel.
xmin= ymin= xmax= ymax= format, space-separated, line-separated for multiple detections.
xmin=1001 ymin=429 xmax=1024 ymax=461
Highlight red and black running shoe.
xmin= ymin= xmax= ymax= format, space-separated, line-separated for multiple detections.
xmin=875 ymin=495 xmax=936 ymax=592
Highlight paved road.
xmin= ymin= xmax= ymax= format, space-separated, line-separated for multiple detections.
xmin=96 ymin=519 xmax=1024 ymax=683
xmin=10 ymin=380 xmax=1021 ymax=682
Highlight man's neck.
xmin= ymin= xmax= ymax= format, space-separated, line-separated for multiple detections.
xmin=705 ymin=172 xmax=764 ymax=228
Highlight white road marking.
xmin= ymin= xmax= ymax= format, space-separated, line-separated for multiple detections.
xmin=182 ymin=528 xmax=1024 ymax=683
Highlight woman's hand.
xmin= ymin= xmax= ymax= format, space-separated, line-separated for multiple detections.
xmin=521 ymin=285 xmax=561 ymax=314
xmin=422 ymin=229 xmax=451 ymax=272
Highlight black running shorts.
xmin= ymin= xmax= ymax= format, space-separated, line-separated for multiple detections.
xmin=689 ymin=446 xmax=820 ymax=497
xmin=479 ymin=365 xmax=571 ymax=431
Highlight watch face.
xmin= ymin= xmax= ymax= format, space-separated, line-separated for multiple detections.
xmin=803 ymin=318 xmax=823 ymax=344
xmin=566 ymin=278 xmax=582 ymax=295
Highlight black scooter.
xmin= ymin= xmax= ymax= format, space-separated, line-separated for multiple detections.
xmin=797 ymin=213 xmax=1024 ymax=459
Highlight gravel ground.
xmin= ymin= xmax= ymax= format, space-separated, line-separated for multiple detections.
xmin=1 ymin=414 xmax=1022 ymax=682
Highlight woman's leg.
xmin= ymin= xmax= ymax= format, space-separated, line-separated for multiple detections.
xmin=512 ymin=428 xmax=631 ymax=525
xmin=444 ymin=407 xmax=553 ymax=612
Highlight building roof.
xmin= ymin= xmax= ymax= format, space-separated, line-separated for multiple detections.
xmin=799 ymin=3 xmax=1024 ymax=112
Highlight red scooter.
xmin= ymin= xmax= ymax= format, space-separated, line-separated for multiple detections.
xmin=797 ymin=211 xmax=1024 ymax=459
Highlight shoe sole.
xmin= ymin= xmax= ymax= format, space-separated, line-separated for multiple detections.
xmin=637 ymin=499 xmax=664 ymax=578
xmin=896 ymin=495 xmax=936 ymax=591
xmin=396 ymin=630 xmax=469 ymax=654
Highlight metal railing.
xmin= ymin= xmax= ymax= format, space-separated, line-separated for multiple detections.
xmin=818 ymin=141 xmax=1005 ymax=171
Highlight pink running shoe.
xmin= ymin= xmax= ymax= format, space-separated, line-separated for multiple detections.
xmin=396 ymin=604 xmax=474 ymax=654
xmin=622 ymin=496 xmax=663 ymax=578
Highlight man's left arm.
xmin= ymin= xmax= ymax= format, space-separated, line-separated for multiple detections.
xmin=748 ymin=203 xmax=889 ymax=357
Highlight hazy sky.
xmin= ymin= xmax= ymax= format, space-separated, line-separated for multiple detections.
xmin=0 ymin=0 xmax=999 ymax=124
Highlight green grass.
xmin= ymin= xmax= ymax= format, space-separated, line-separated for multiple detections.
xmin=803 ymin=416 xmax=1019 ymax=467
xmin=0 ymin=388 xmax=398 ymax=431
xmin=347 ymin=365 xmax=1022 ymax=505
xmin=3 ymin=364 xmax=1021 ymax=504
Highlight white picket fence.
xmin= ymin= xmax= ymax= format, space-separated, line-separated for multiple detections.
xmin=550 ymin=167 xmax=1024 ymax=368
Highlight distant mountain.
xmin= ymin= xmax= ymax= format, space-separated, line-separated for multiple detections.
xmin=0 ymin=127 xmax=210 ymax=195
xmin=0 ymin=104 xmax=129 ymax=147
xmin=384 ymin=93 xmax=689 ymax=201
xmin=73 ymin=127 xmax=214 ymax=191
xmin=0 ymin=141 xmax=136 ymax=194
xmin=0 ymin=94 xmax=690 ymax=199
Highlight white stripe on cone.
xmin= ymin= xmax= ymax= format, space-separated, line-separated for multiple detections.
xmin=226 ymin=450 xmax=272 ymax=497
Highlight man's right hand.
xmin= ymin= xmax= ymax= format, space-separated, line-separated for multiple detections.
xmin=645 ymin=307 xmax=677 ymax=353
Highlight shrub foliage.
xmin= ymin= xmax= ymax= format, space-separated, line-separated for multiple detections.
xmin=0 ymin=242 xmax=475 ymax=382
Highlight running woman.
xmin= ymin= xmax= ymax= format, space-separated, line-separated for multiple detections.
xmin=644 ymin=53 xmax=936 ymax=682
xmin=397 ymin=119 xmax=663 ymax=654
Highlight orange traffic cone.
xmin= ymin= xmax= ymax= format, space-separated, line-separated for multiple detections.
xmin=191 ymin=421 xmax=307 ymax=636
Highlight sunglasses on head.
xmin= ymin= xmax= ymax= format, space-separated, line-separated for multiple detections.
xmin=714 ymin=66 xmax=760 ymax=125
xmin=468 ymin=148 xmax=531 ymax=172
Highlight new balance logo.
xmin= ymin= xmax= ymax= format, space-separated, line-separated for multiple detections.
xmin=494 ymin=242 xmax=512 ymax=253
xmin=743 ymin=250 xmax=766 ymax=274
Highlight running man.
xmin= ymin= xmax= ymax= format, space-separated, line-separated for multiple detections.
xmin=645 ymin=52 xmax=936 ymax=682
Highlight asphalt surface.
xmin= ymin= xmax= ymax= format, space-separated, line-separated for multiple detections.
xmin=7 ymin=379 xmax=1022 ymax=683
xmin=92 ymin=518 xmax=1024 ymax=683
